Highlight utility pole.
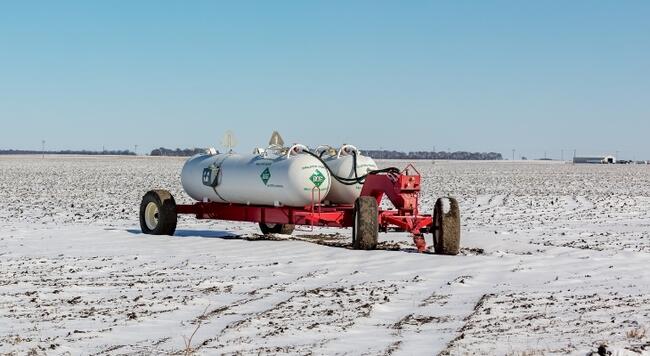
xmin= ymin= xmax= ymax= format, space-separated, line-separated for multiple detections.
xmin=134 ymin=144 xmax=138 ymax=156
xmin=41 ymin=140 xmax=45 ymax=159
xmin=561 ymin=149 xmax=564 ymax=162
xmin=512 ymin=149 xmax=515 ymax=161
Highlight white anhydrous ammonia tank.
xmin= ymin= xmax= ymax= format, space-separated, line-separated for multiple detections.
xmin=181 ymin=145 xmax=331 ymax=207
xmin=321 ymin=144 xmax=378 ymax=204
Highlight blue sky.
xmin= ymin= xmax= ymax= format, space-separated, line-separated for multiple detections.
xmin=1 ymin=1 xmax=648 ymax=159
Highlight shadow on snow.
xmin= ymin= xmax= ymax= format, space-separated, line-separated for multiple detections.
xmin=125 ymin=228 xmax=434 ymax=254
xmin=126 ymin=229 xmax=239 ymax=239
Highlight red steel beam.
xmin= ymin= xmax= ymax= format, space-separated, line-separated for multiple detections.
xmin=176 ymin=202 xmax=354 ymax=227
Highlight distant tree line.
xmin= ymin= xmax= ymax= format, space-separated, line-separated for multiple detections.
xmin=150 ymin=147 xmax=206 ymax=156
xmin=363 ymin=150 xmax=503 ymax=160
xmin=0 ymin=149 xmax=135 ymax=156
xmin=1 ymin=147 xmax=502 ymax=160
xmin=148 ymin=148 xmax=503 ymax=159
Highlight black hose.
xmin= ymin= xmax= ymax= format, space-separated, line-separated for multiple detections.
xmin=301 ymin=150 xmax=400 ymax=186
xmin=352 ymin=151 xmax=360 ymax=182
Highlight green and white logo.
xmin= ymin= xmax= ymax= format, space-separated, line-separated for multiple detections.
xmin=260 ymin=167 xmax=271 ymax=185
xmin=309 ymin=169 xmax=326 ymax=187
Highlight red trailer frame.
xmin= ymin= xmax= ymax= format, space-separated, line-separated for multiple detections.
xmin=172 ymin=164 xmax=441 ymax=252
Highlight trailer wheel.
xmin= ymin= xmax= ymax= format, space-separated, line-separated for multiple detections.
xmin=259 ymin=223 xmax=295 ymax=235
xmin=352 ymin=196 xmax=378 ymax=250
xmin=140 ymin=190 xmax=177 ymax=236
xmin=433 ymin=197 xmax=460 ymax=255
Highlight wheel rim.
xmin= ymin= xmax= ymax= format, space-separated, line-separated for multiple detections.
xmin=434 ymin=203 xmax=442 ymax=244
xmin=144 ymin=202 xmax=160 ymax=230
xmin=353 ymin=210 xmax=359 ymax=243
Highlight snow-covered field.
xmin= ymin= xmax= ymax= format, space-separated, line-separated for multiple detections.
xmin=2 ymin=155 xmax=650 ymax=355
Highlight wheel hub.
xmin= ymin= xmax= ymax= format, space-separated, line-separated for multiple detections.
xmin=144 ymin=202 xmax=159 ymax=230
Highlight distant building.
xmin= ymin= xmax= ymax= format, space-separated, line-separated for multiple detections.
xmin=573 ymin=155 xmax=616 ymax=164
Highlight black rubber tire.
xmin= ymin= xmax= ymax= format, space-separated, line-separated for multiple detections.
xmin=352 ymin=196 xmax=379 ymax=250
xmin=139 ymin=190 xmax=177 ymax=236
xmin=259 ymin=223 xmax=295 ymax=235
xmin=433 ymin=197 xmax=461 ymax=255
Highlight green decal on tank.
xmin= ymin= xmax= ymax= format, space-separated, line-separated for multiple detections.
xmin=260 ymin=167 xmax=271 ymax=185
xmin=309 ymin=169 xmax=326 ymax=187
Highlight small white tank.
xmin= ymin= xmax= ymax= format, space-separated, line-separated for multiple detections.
xmin=181 ymin=144 xmax=331 ymax=207
xmin=319 ymin=144 xmax=378 ymax=205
